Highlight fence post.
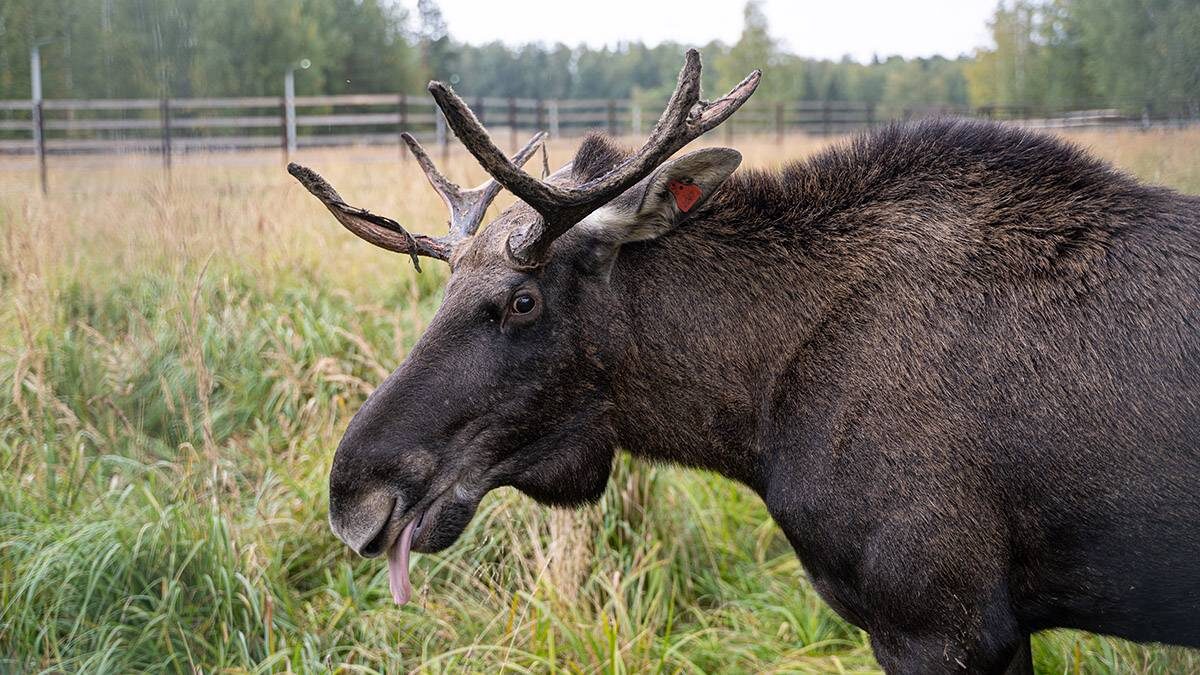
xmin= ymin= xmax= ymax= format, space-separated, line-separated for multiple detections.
xmin=160 ymin=97 xmax=172 ymax=177
xmin=435 ymin=103 xmax=448 ymax=161
xmin=398 ymin=93 xmax=407 ymax=160
xmin=607 ymin=99 xmax=616 ymax=136
xmin=548 ymin=100 xmax=559 ymax=138
xmin=508 ymin=97 xmax=517 ymax=152
xmin=33 ymin=101 xmax=47 ymax=195
xmin=822 ymin=101 xmax=832 ymax=135
xmin=30 ymin=44 xmax=47 ymax=194
xmin=279 ymin=99 xmax=289 ymax=162
xmin=775 ymin=102 xmax=784 ymax=144
xmin=631 ymin=104 xmax=641 ymax=136
xmin=284 ymin=69 xmax=297 ymax=159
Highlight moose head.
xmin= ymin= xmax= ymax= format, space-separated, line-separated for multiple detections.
xmin=289 ymin=50 xmax=760 ymax=605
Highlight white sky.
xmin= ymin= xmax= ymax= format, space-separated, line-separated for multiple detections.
xmin=436 ymin=0 xmax=998 ymax=63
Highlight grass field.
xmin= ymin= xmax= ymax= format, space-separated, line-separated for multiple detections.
xmin=2 ymin=128 xmax=1199 ymax=673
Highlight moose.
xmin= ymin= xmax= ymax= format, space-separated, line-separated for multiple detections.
xmin=289 ymin=50 xmax=1200 ymax=674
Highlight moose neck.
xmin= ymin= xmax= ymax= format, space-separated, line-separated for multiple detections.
xmin=606 ymin=219 xmax=846 ymax=494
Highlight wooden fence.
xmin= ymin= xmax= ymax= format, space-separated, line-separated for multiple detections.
xmin=0 ymin=96 xmax=891 ymax=156
xmin=1 ymin=93 xmax=1196 ymax=193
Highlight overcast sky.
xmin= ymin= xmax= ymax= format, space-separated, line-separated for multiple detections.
xmin=436 ymin=0 xmax=998 ymax=63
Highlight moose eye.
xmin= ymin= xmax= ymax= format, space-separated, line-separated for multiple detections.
xmin=511 ymin=293 xmax=536 ymax=315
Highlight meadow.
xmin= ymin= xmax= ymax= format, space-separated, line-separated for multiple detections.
xmin=2 ymin=129 xmax=1199 ymax=674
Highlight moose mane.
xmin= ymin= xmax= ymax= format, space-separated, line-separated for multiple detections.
xmin=573 ymin=119 xmax=1175 ymax=279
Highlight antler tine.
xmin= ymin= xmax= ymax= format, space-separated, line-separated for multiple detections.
xmin=429 ymin=49 xmax=761 ymax=267
xmin=288 ymin=162 xmax=450 ymax=272
xmin=289 ymin=134 xmax=545 ymax=272
xmin=427 ymin=84 xmax=573 ymax=213
xmin=687 ymin=67 xmax=764 ymax=136
xmin=401 ymin=130 xmax=547 ymax=240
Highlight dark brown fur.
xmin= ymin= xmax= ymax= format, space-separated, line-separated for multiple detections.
xmin=329 ymin=119 xmax=1200 ymax=674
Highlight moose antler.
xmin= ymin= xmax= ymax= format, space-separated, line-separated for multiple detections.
xmin=428 ymin=49 xmax=761 ymax=267
xmin=288 ymin=131 xmax=547 ymax=271
xmin=402 ymin=131 xmax=547 ymax=241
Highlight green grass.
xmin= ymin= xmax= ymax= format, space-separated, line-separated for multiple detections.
xmin=1 ymin=132 xmax=1199 ymax=673
xmin=0 ymin=258 xmax=879 ymax=673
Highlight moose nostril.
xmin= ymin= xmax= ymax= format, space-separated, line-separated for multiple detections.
xmin=328 ymin=491 xmax=398 ymax=556
xmin=355 ymin=521 xmax=393 ymax=557
xmin=357 ymin=503 xmax=399 ymax=558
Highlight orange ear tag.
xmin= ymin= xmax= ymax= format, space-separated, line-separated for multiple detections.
xmin=667 ymin=179 xmax=703 ymax=212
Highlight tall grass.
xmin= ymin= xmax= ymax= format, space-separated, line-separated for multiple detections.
xmin=1 ymin=130 xmax=1199 ymax=673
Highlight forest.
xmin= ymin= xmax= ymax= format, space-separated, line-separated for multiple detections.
xmin=1 ymin=1 xmax=1198 ymax=114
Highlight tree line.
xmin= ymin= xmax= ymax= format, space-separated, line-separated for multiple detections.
xmin=0 ymin=0 xmax=1196 ymax=114
xmin=968 ymin=0 xmax=1200 ymax=114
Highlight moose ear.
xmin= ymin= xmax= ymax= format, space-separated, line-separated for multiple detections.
xmin=579 ymin=147 xmax=741 ymax=261
xmin=633 ymin=147 xmax=742 ymax=232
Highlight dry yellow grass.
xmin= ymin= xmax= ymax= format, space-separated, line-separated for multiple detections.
xmin=4 ymin=127 xmax=1196 ymax=282
xmin=1 ymin=128 xmax=1198 ymax=673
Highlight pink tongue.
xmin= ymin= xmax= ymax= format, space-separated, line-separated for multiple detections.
xmin=387 ymin=520 xmax=417 ymax=605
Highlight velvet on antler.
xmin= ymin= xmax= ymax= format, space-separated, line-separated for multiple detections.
xmin=427 ymin=49 xmax=761 ymax=267
xmin=288 ymin=130 xmax=547 ymax=271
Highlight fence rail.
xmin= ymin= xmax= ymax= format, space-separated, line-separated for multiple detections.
xmin=2 ymin=92 xmax=1197 ymax=194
